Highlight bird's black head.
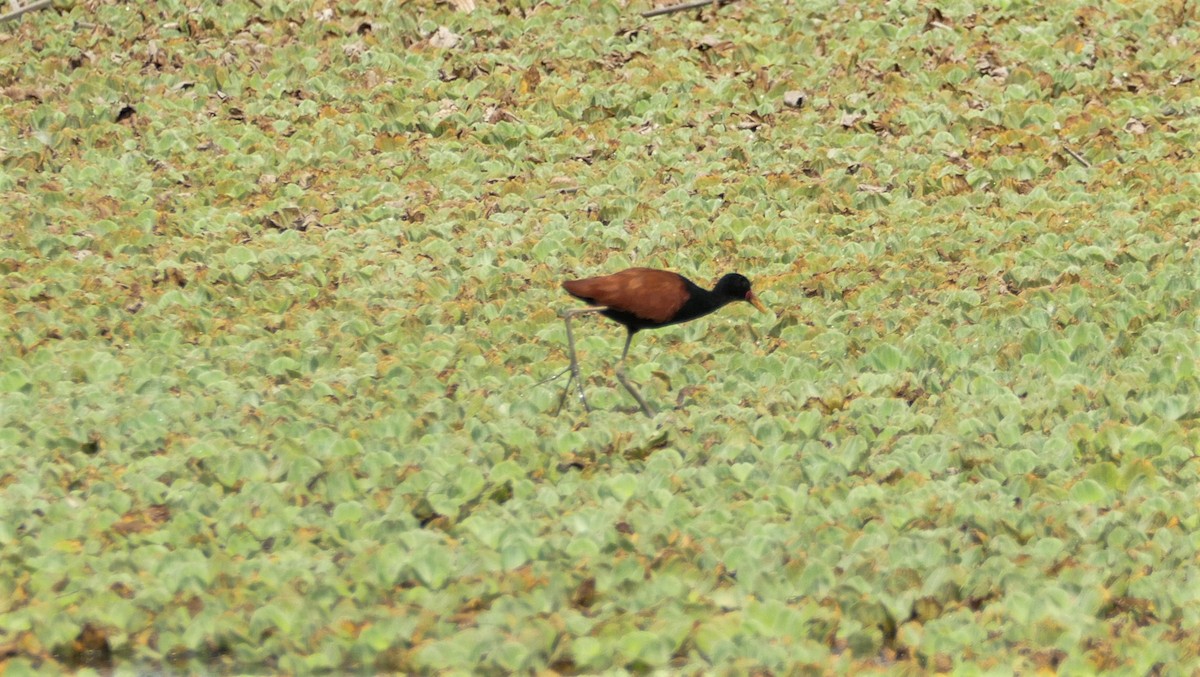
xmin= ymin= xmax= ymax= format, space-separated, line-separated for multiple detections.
xmin=714 ymin=273 xmax=752 ymax=299
xmin=714 ymin=273 xmax=767 ymax=312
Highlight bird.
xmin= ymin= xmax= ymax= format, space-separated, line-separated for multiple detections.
xmin=557 ymin=267 xmax=768 ymax=417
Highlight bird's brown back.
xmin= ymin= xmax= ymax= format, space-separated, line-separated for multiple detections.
xmin=562 ymin=268 xmax=690 ymax=324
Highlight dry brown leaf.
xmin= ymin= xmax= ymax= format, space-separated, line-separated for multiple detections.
xmin=429 ymin=26 xmax=461 ymax=50
xmin=520 ymin=65 xmax=541 ymax=94
xmin=112 ymin=505 xmax=171 ymax=536
xmin=695 ymin=35 xmax=733 ymax=51
xmin=436 ymin=99 xmax=460 ymax=119
xmin=839 ymin=111 xmax=864 ymax=128
xmin=484 ymin=105 xmax=515 ymax=124
xmin=976 ymin=54 xmax=1008 ymax=79
xmin=572 ymin=577 xmax=597 ymax=609
xmin=783 ymin=90 xmax=806 ymax=108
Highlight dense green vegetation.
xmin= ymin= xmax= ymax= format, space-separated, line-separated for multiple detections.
xmin=3 ymin=0 xmax=1200 ymax=672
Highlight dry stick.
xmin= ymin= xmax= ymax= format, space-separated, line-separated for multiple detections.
xmin=535 ymin=186 xmax=581 ymax=200
xmin=1062 ymin=144 xmax=1091 ymax=168
xmin=0 ymin=0 xmax=52 ymax=23
xmin=641 ymin=0 xmax=738 ymax=18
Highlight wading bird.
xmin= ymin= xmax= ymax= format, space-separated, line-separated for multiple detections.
xmin=558 ymin=267 xmax=767 ymax=417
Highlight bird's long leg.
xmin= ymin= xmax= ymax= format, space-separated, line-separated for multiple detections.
xmin=613 ymin=330 xmax=657 ymax=418
xmin=558 ymin=307 xmax=602 ymax=415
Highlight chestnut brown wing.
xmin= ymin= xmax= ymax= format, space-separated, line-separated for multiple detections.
xmin=562 ymin=268 xmax=690 ymax=324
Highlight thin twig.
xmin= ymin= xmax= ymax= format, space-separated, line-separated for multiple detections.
xmin=535 ymin=186 xmax=580 ymax=199
xmin=531 ymin=366 xmax=570 ymax=389
xmin=641 ymin=0 xmax=738 ymax=18
xmin=1062 ymin=144 xmax=1091 ymax=168
xmin=0 ymin=0 xmax=52 ymax=23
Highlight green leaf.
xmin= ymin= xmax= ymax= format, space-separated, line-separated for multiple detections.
xmin=267 ymin=356 xmax=301 ymax=377
xmin=606 ymin=474 xmax=637 ymax=502
xmin=793 ymin=410 xmax=823 ymax=438
xmin=411 ymin=544 xmax=453 ymax=589
xmin=333 ymin=501 xmax=364 ymax=524
xmin=617 ymin=630 xmax=670 ymax=668
xmin=863 ymin=344 xmax=907 ymax=372
xmin=489 ymin=459 xmax=525 ymax=484
xmin=456 ymin=465 xmax=485 ymax=500
xmin=1070 ymin=479 xmax=1109 ymax=505
xmin=572 ymin=637 xmax=605 ymax=669
xmin=1086 ymin=462 xmax=1122 ymax=490
xmin=0 ymin=658 xmax=41 ymax=677
xmin=1003 ymin=448 xmax=1039 ymax=475
xmin=0 ymin=368 xmax=30 ymax=392
xmin=493 ymin=640 xmax=531 ymax=671
xmin=250 ymin=602 xmax=295 ymax=637
xmin=231 ymin=263 xmax=255 ymax=282
xmin=332 ymin=436 xmax=364 ymax=458
xmin=730 ymin=463 xmax=754 ymax=483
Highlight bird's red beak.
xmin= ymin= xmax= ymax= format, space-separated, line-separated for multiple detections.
xmin=746 ymin=291 xmax=767 ymax=313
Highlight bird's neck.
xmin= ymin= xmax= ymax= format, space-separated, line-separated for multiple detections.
xmin=671 ymin=283 xmax=733 ymax=325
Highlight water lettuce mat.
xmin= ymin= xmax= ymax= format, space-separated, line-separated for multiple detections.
xmin=2 ymin=0 xmax=1200 ymax=672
